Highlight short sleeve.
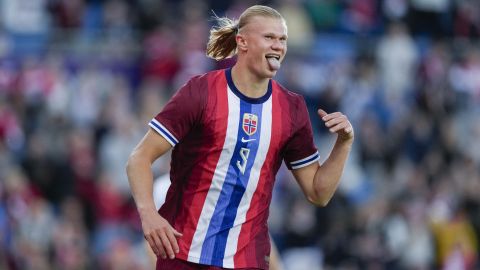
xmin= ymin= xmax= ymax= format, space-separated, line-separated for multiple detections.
xmin=283 ymin=97 xmax=319 ymax=170
xmin=149 ymin=76 xmax=205 ymax=146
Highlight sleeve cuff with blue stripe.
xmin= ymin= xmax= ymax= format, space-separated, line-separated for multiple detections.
xmin=289 ymin=151 xmax=320 ymax=170
xmin=149 ymin=119 xmax=179 ymax=146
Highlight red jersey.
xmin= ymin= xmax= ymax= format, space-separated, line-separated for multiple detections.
xmin=149 ymin=68 xmax=319 ymax=269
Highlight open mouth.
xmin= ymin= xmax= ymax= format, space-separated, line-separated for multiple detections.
xmin=265 ymin=54 xmax=281 ymax=71
xmin=265 ymin=54 xmax=280 ymax=61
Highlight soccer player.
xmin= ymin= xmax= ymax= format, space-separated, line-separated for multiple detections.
xmin=126 ymin=5 xmax=354 ymax=270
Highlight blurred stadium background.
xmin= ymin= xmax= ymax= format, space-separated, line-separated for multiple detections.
xmin=0 ymin=0 xmax=479 ymax=269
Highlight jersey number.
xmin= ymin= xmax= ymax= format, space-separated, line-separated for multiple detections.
xmin=236 ymin=147 xmax=250 ymax=174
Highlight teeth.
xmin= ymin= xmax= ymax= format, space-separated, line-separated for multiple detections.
xmin=266 ymin=55 xmax=280 ymax=60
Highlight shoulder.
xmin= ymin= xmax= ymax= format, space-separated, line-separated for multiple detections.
xmin=174 ymin=69 xmax=228 ymax=109
xmin=271 ymin=80 xmax=310 ymax=127
xmin=271 ymin=80 xmax=306 ymax=106
xmin=177 ymin=69 xmax=226 ymax=99
xmin=188 ymin=69 xmax=226 ymax=86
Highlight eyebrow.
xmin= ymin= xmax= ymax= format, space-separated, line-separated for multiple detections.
xmin=264 ymin=32 xmax=288 ymax=38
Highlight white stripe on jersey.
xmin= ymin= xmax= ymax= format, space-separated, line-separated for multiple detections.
xmin=290 ymin=151 xmax=318 ymax=165
xmin=149 ymin=118 xmax=178 ymax=146
xmin=222 ymin=96 xmax=273 ymax=268
xmin=187 ymin=87 xmax=240 ymax=262
xmin=290 ymin=151 xmax=320 ymax=169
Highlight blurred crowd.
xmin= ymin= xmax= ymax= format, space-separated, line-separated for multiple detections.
xmin=0 ymin=0 xmax=479 ymax=269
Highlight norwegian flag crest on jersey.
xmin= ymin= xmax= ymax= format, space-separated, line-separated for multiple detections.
xmin=242 ymin=113 xmax=258 ymax=135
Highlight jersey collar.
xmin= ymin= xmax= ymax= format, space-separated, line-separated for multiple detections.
xmin=225 ymin=68 xmax=272 ymax=104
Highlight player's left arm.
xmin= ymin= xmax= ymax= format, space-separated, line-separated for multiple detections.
xmin=292 ymin=109 xmax=354 ymax=207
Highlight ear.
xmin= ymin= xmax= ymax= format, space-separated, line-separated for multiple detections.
xmin=236 ymin=34 xmax=248 ymax=52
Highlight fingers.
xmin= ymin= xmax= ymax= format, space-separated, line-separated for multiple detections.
xmin=344 ymin=125 xmax=353 ymax=134
xmin=172 ymin=228 xmax=183 ymax=238
xmin=159 ymin=230 xmax=176 ymax=259
xmin=317 ymin=109 xmax=328 ymax=118
xmin=318 ymin=109 xmax=353 ymax=136
xmin=323 ymin=113 xmax=347 ymax=132
xmin=165 ymin=230 xmax=180 ymax=254
xmin=145 ymin=233 xmax=164 ymax=258
xmin=145 ymin=226 xmax=182 ymax=260
xmin=321 ymin=111 xmax=343 ymax=122
xmin=329 ymin=121 xmax=349 ymax=133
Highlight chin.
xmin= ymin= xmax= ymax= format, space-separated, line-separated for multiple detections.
xmin=259 ymin=67 xmax=276 ymax=78
xmin=252 ymin=66 xmax=277 ymax=79
xmin=265 ymin=69 xmax=278 ymax=78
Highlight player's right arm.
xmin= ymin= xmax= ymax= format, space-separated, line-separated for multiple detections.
xmin=126 ymin=129 xmax=182 ymax=260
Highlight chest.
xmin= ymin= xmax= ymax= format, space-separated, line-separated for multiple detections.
xmin=199 ymin=97 xmax=291 ymax=162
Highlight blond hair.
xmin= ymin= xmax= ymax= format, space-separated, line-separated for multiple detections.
xmin=206 ymin=5 xmax=284 ymax=61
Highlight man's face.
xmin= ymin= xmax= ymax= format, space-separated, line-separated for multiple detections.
xmin=238 ymin=16 xmax=288 ymax=79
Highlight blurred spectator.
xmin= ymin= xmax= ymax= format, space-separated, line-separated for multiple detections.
xmin=340 ymin=0 xmax=381 ymax=34
xmin=431 ymin=200 xmax=478 ymax=269
xmin=408 ymin=0 xmax=452 ymax=37
xmin=304 ymin=0 xmax=341 ymax=32
xmin=1 ymin=0 xmax=49 ymax=34
xmin=0 ymin=99 xmax=24 ymax=155
xmin=453 ymin=0 xmax=480 ymax=39
xmin=377 ymin=22 xmax=418 ymax=102
xmin=1 ymin=0 xmax=50 ymax=55
xmin=51 ymin=197 xmax=89 ymax=269
xmin=48 ymin=0 xmax=86 ymax=29
xmin=277 ymin=0 xmax=315 ymax=51
xmin=141 ymin=25 xmax=181 ymax=88
xmin=381 ymin=0 xmax=409 ymax=22
xmin=448 ymin=46 xmax=480 ymax=106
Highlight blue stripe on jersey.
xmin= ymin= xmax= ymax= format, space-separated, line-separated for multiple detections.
xmin=199 ymin=100 xmax=263 ymax=265
xmin=290 ymin=151 xmax=320 ymax=169
xmin=149 ymin=120 xmax=179 ymax=145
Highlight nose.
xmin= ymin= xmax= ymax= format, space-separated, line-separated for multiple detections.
xmin=271 ymin=39 xmax=285 ymax=51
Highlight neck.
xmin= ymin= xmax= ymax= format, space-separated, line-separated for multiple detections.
xmin=231 ymin=65 xmax=270 ymax=98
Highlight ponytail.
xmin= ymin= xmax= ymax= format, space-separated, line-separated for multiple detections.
xmin=206 ymin=16 xmax=239 ymax=61
xmin=206 ymin=6 xmax=284 ymax=61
